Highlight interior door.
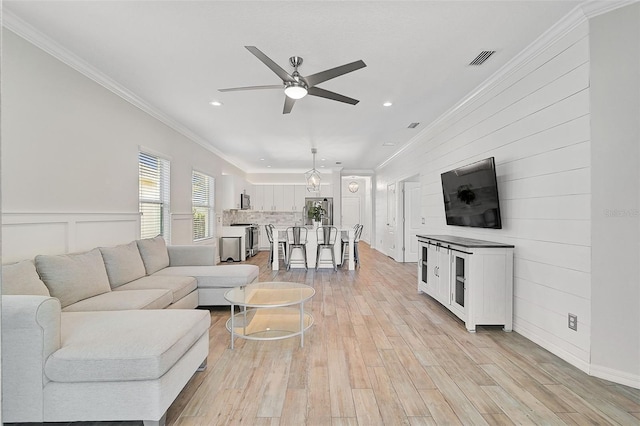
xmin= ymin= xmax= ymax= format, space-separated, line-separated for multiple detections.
xmin=403 ymin=182 xmax=420 ymax=262
xmin=385 ymin=183 xmax=396 ymax=257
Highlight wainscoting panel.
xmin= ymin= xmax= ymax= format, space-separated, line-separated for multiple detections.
xmin=2 ymin=213 xmax=140 ymax=263
xmin=170 ymin=212 xmax=194 ymax=246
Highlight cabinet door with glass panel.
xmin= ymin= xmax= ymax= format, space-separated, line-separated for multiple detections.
xmin=450 ymin=251 xmax=467 ymax=318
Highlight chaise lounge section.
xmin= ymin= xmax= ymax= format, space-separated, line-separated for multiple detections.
xmin=2 ymin=294 xmax=210 ymax=425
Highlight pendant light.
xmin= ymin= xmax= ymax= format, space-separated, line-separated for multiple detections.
xmin=305 ymin=148 xmax=321 ymax=193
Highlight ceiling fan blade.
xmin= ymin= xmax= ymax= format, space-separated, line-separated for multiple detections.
xmin=218 ymin=85 xmax=283 ymax=92
xmin=283 ymin=96 xmax=296 ymax=114
xmin=308 ymin=87 xmax=359 ymax=105
xmin=304 ymin=60 xmax=366 ymax=87
xmin=245 ymin=46 xmax=294 ymax=83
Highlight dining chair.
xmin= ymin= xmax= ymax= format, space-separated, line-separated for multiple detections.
xmin=285 ymin=226 xmax=308 ymax=270
xmin=315 ymin=226 xmax=338 ymax=271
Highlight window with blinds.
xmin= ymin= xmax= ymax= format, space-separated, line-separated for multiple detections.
xmin=192 ymin=171 xmax=215 ymax=240
xmin=139 ymin=152 xmax=171 ymax=241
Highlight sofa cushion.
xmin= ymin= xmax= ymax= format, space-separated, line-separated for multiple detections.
xmin=114 ymin=275 xmax=197 ymax=304
xmin=99 ymin=241 xmax=146 ymax=288
xmin=1 ymin=260 xmax=50 ymax=296
xmin=153 ymin=264 xmax=259 ymax=288
xmin=136 ymin=236 xmax=170 ymax=275
xmin=35 ymin=249 xmax=111 ymax=308
xmin=45 ymin=309 xmax=210 ymax=382
xmin=167 ymin=245 xmax=215 ymax=266
xmin=61 ymin=289 xmax=173 ymax=312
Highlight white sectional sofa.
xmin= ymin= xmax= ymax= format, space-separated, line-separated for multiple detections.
xmin=1 ymin=236 xmax=260 ymax=425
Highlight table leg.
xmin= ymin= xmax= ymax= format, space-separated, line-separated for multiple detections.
xmin=230 ymin=304 xmax=235 ymax=349
xmin=273 ymin=233 xmax=279 ymax=271
xmin=300 ymin=301 xmax=304 ymax=348
xmin=348 ymin=230 xmax=355 ymax=270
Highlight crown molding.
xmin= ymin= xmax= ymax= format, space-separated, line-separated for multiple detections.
xmin=376 ymin=0 xmax=638 ymax=171
xmin=2 ymin=9 xmax=246 ymax=172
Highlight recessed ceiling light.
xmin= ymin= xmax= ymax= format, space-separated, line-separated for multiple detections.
xmin=383 ymin=101 xmax=393 ymax=107
xmin=321 ymin=158 xmax=326 ymax=161
xmin=209 ymin=101 xmax=223 ymax=106
xmin=260 ymin=158 xmax=265 ymax=161
xmin=382 ymin=142 xmax=396 ymax=146
xmin=267 ymin=165 xmax=271 ymax=168
xmin=321 ymin=165 xmax=325 ymax=168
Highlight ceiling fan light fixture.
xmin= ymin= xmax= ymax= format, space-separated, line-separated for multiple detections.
xmin=284 ymin=82 xmax=308 ymax=99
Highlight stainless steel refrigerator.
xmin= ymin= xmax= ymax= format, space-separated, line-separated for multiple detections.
xmin=304 ymin=197 xmax=334 ymax=226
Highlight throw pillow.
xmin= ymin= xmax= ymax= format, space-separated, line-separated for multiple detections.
xmin=136 ymin=236 xmax=170 ymax=275
xmin=99 ymin=241 xmax=147 ymax=288
xmin=2 ymin=259 xmax=50 ymax=296
xmin=35 ymin=248 xmax=111 ymax=308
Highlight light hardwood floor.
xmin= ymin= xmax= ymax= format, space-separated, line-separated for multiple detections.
xmin=17 ymin=242 xmax=640 ymax=425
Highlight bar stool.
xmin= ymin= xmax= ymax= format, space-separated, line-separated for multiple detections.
xmin=285 ymin=226 xmax=308 ymax=270
xmin=340 ymin=224 xmax=359 ymax=260
xmin=316 ymin=226 xmax=338 ymax=271
xmin=274 ymin=225 xmax=289 ymax=261
xmin=265 ymin=224 xmax=287 ymax=266
xmin=342 ymin=224 xmax=363 ymax=268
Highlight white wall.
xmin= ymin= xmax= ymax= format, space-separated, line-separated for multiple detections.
xmin=375 ymin=5 xmax=640 ymax=387
xmin=1 ymin=29 xmax=246 ymax=260
xmin=377 ymin=18 xmax=594 ymax=368
xmin=589 ymin=3 xmax=640 ymax=386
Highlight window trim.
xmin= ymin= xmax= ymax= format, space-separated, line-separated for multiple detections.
xmin=139 ymin=150 xmax=171 ymax=242
xmin=192 ymin=170 xmax=215 ymax=242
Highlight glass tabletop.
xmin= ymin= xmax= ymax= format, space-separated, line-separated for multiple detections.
xmin=224 ymin=281 xmax=315 ymax=307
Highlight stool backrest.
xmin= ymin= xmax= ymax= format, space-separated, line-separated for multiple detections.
xmin=316 ymin=226 xmax=338 ymax=245
xmin=265 ymin=224 xmax=274 ymax=243
xmin=286 ymin=226 xmax=308 ymax=245
xmin=354 ymin=224 xmax=363 ymax=243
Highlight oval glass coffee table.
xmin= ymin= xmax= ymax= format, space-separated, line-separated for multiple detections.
xmin=224 ymin=281 xmax=315 ymax=349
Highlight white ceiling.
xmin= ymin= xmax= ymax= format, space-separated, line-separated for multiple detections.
xmin=3 ymin=1 xmax=586 ymax=173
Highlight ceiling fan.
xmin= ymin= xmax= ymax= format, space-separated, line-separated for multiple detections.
xmin=219 ymin=46 xmax=367 ymax=114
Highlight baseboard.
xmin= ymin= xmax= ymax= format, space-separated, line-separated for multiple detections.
xmin=590 ymin=364 xmax=640 ymax=389
xmin=513 ymin=318 xmax=591 ymax=374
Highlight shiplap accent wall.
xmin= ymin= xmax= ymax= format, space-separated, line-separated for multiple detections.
xmin=376 ymin=21 xmax=592 ymax=369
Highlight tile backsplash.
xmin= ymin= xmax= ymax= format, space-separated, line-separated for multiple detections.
xmin=223 ymin=210 xmax=304 ymax=227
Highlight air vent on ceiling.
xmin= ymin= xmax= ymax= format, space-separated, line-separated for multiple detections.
xmin=469 ymin=50 xmax=495 ymax=66
xmin=408 ymin=122 xmax=420 ymax=129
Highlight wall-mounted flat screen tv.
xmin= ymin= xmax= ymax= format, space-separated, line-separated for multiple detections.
xmin=441 ymin=157 xmax=502 ymax=229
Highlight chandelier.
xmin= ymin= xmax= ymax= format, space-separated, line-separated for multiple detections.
xmin=305 ymin=148 xmax=321 ymax=193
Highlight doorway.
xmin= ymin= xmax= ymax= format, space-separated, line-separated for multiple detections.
xmin=402 ymin=178 xmax=420 ymax=262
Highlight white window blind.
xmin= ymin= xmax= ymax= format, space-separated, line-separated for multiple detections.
xmin=139 ymin=152 xmax=171 ymax=241
xmin=192 ymin=171 xmax=215 ymax=240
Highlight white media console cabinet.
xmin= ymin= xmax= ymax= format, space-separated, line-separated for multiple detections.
xmin=417 ymin=235 xmax=514 ymax=332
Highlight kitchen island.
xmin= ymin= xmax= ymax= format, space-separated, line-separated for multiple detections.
xmin=272 ymin=226 xmax=355 ymax=271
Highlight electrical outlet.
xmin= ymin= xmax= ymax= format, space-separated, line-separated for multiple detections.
xmin=422 ymin=217 xmax=425 ymax=224
xmin=568 ymin=313 xmax=577 ymax=331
